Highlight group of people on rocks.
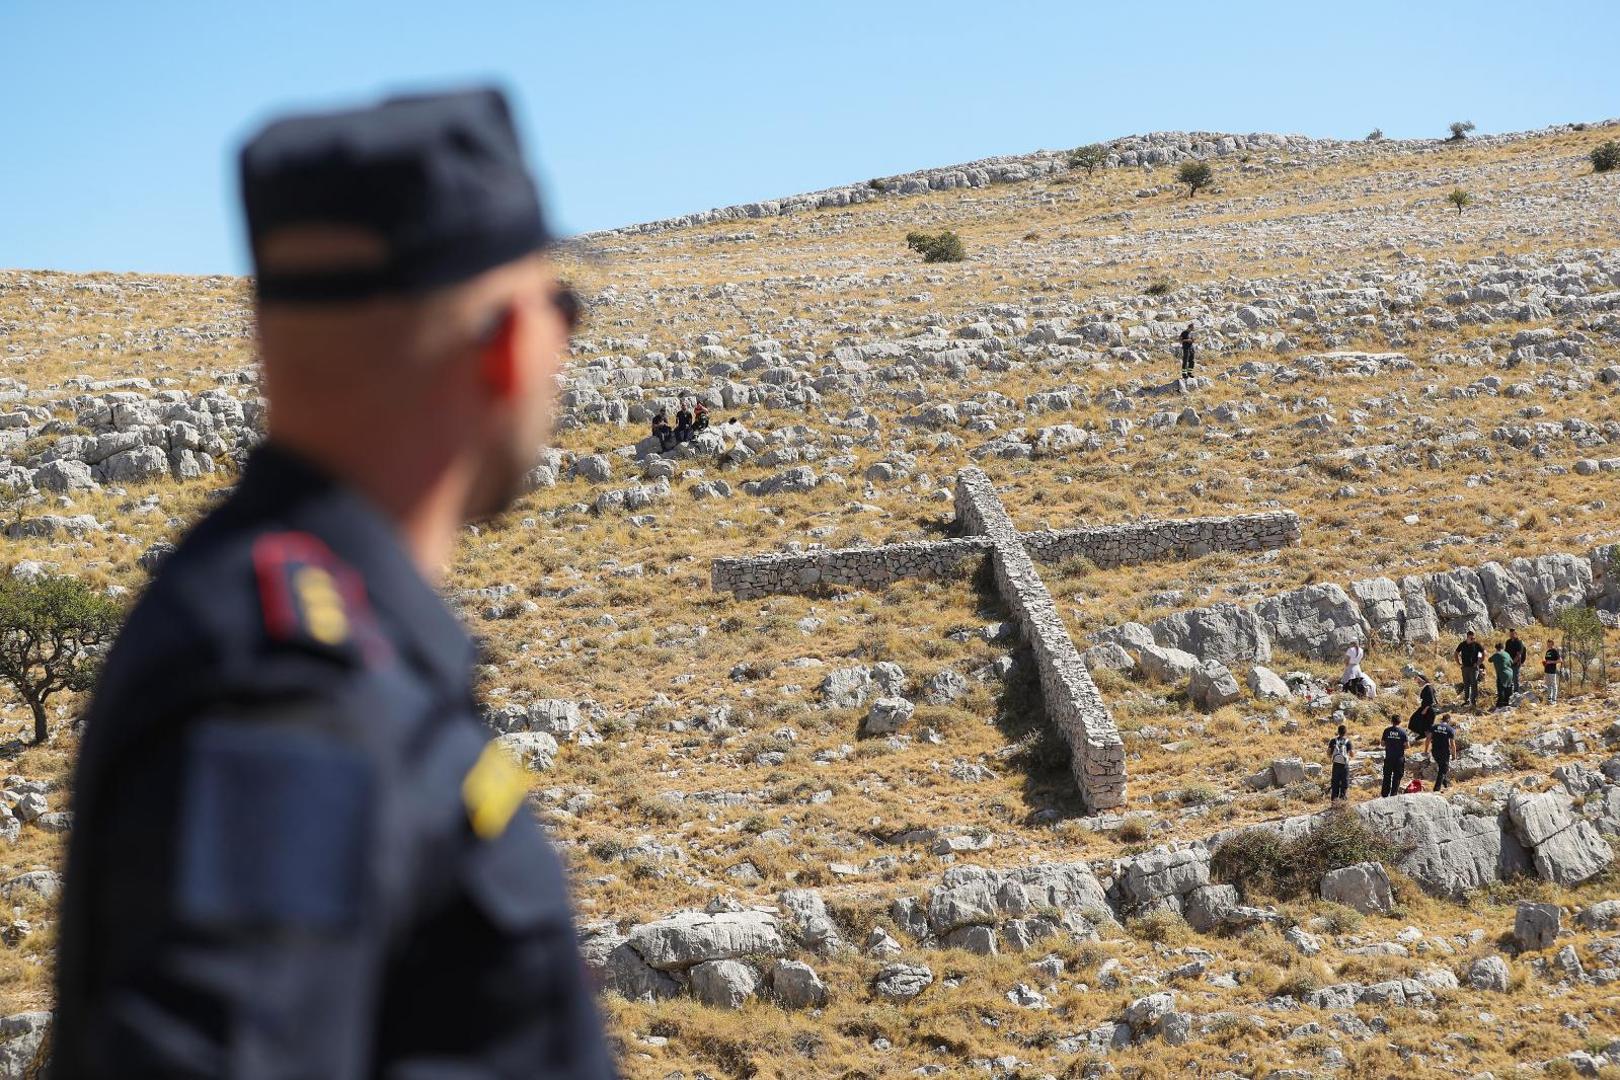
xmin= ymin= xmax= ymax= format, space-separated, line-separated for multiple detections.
xmin=650 ymin=394 xmax=710 ymax=452
xmin=1323 ymin=627 xmax=1564 ymax=805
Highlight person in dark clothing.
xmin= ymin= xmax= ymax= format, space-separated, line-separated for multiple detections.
xmin=1505 ymin=630 xmax=1527 ymax=692
xmin=1380 ymin=718 xmax=1411 ymax=797
xmin=1543 ymin=639 xmax=1562 ymax=703
xmin=1326 ymin=724 xmax=1353 ymax=802
xmin=1454 ymin=631 xmax=1485 ymax=709
xmin=1179 ymin=323 xmax=1196 ymax=379
xmin=1427 ymin=718 xmax=1458 ymax=791
xmin=51 ymin=89 xmax=614 ymax=1080
xmin=674 ymin=398 xmax=694 ymax=443
xmin=1408 ymin=673 xmax=1437 ymax=740
xmin=652 ymin=408 xmax=674 ymax=452
xmin=1489 ymin=642 xmax=1515 ymax=708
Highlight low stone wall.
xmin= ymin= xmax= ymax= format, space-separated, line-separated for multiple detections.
xmin=711 ymin=538 xmax=991 ymax=600
xmin=956 ymin=468 xmax=1126 ymax=811
xmin=1021 ymin=511 xmax=1300 ymax=569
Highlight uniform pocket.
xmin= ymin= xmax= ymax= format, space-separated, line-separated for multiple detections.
xmin=460 ymin=813 xmax=569 ymax=936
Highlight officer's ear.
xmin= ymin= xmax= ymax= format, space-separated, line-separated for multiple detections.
xmin=478 ymin=304 xmax=520 ymax=402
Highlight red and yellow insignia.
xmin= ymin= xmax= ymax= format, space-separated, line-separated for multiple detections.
xmin=252 ymin=532 xmax=381 ymax=661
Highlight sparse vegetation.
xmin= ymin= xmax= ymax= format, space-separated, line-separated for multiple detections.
xmin=1592 ymin=140 xmax=1620 ymax=173
xmin=1446 ymin=187 xmax=1473 ymax=216
xmin=905 ymin=229 xmax=966 ymax=263
xmin=1365 ymin=128 xmax=1384 ymax=142
xmin=1556 ymin=604 xmax=1606 ymax=687
xmin=1143 ymin=276 xmax=1175 ymax=297
xmin=1177 ymin=159 xmax=1213 ymax=197
xmin=1449 ymin=120 xmax=1476 ymax=141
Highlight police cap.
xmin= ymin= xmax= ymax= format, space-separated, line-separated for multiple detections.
xmin=240 ymin=87 xmax=552 ymax=303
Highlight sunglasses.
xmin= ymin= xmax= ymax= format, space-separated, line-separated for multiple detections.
xmin=550 ymin=283 xmax=582 ymax=333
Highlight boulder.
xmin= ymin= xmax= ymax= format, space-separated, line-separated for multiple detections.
xmin=1513 ymin=901 xmax=1560 ymax=951
xmin=1508 ymin=554 xmax=1593 ymax=625
xmin=568 ymin=454 xmax=614 ymax=483
xmin=1188 ymin=660 xmax=1242 ymax=710
xmin=779 ymin=888 xmax=846 ymax=956
xmin=689 ymin=959 xmax=761 ymax=1009
xmin=926 ymin=865 xmax=1014 ymax=934
xmin=626 ymin=909 xmax=787 ymax=971
xmin=1466 ymin=954 xmax=1511 ymax=991
xmin=493 ymin=730 xmax=558 ymax=771
xmin=581 ymin=929 xmax=682 ymax=1002
xmin=1504 ymin=791 xmax=1614 ymax=886
xmin=1147 ymin=603 xmax=1271 ymax=664
xmin=1320 ymin=862 xmax=1394 ymax=915
xmin=943 ymin=925 xmax=997 ymax=955
xmin=769 ymin=959 xmax=828 ymax=1009
xmin=0 ymin=1012 xmax=50 ymax=1079
xmin=1247 ymin=665 xmax=1292 ymax=700
xmin=1113 ymin=844 xmax=1211 ymax=915
xmin=818 ymin=667 xmax=873 ymax=708
xmin=1425 ymin=569 xmax=1492 ymax=636
xmin=1183 ymin=883 xmax=1240 ymax=932
xmin=1253 ymin=583 xmax=1367 ymax=660
xmin=1476 ymin=561 xmax=1534 ymax=630
xmin=1351 ymin=577 xmax=1407 ymax=644
xmin=1355 ymin=795 xmax=1526 ymax=899
xmin=1081 ymin=643 xmax=1136 ymax=675
xmin=1575 ymin=899 xmax=1620 ymax=930
xmin=873 ymin=962 xmax=933 ymax=1000
xmin=862 ymin=697 xmax=914 ymax=736
xmin=32 ymin=459 xmax=95 ymax=493
xmin=920 ymin=668 xmax=970 ymax=705
xmin=1136 ymin=642 xmax=1200 ymax=685
xmin=1397 ymin=574 xmax=1441 ymax=644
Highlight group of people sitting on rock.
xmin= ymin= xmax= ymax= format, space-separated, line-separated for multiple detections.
xmin=650 ymin=395 xmax=710 ymax=452
xmin=1322 ymin=627 xmax=1565 ymax=804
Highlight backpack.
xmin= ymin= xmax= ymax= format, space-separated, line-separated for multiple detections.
xmin=1330 ymin=737 xmax=1350 ymax=765
xmin=1404 ymin=778 xmax=1424 ymax=793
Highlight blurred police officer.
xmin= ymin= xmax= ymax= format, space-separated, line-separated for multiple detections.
xmin=53 ymin=88 xmax=614 ymax=1078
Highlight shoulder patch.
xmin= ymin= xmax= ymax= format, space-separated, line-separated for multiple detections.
xmin=462 ymin=742 xmax=530 ymax=840
xmin=178 ymin=719 xmax=374 ymax=930
xmin=252 ymin=532 xmax=385 ymax=664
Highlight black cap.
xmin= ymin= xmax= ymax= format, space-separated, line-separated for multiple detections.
xmin=240 ymin=87 xmax=552 ymax=303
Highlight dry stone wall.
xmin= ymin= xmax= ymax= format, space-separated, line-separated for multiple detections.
xmin=953 ymin=468 xmax=1125 ymax=812
xmin=1021 ymin=511 xmax=1300 ymax=569
xmin=711 ymin=538 xmax=992 ymax=600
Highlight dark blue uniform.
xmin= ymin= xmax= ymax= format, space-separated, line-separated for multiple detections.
xmin=54 ymin=444 xmax=615 ymax=1078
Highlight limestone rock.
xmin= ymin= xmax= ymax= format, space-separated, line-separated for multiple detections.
xmin=1247 ymin=665 xmax=1292 ymax=700
xmin=862 ymin=697 xmax=914 ymax=735
xmin=874 ymin=962 xmax=934 ymax=1000
xmin=1320 ymin=862 xmax=1394 ymax=915
xmin=1505 ymin=791 xmax=1614 ymax=886
xmin=1148 ymin=602 xmax=1271 ymax=664
xmin=1136 ymin=642 xmax=1200 ymax=685
xmin=1188 ymin=660 xmax=1242 ymax=710
xmin=1253 ymin=583 xmax=1367 ymax=660
xmin=1513 ymin=901 xmax=1560 ymax=951
xmin=1355 ymin=794 xmax=1525 ymax=899
xmin=627 ymin=909 xmax=788 ymax=971
xmin=689 ymin=958 xmax=761 ymax=1008
xmin=1466 ymin=954 xmax=1511 ymax=991
xmin=1476 ymin=560 xmax=1534 ymax=629
xmin=769 ymin=959 xmax=828 ymax=1009
xmin=0 ymin=1011 xmax=51 ymax=1079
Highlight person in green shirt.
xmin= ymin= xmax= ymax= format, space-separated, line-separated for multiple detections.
xmin=1489 ymin=642 xmax=1515 ymax=708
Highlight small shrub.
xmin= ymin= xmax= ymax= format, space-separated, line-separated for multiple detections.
xmin=1143 ymin=277 xmax=1175 ymax=297
xmin=1128 ymin=908 xmax=1187 ymax=945
xmin=1114 ymin=817 xmax=1152 ymax=843
xmin=1591 ymin=140 xmax=1620 ymax=173
xmin=1446 ymin=188 xmax=1472 ymax=216
xmin=1067 ymin=143 xmax=1108 ymax=177
xmin=1179 ymin=782 xmax=1219 ymax=807
xmin=1211 ymin=813 xmax=1407 ymax=901
xmin=1177 ymin=159 xmax=1213 ymax=197
xmin=1556 ymin=603 xmax=1606 ymax=687
xmin=1448 ymin=120 xmax=1476 ymax=141
xmin=905 ymin=229 xmax=966 ymax=263
xmin=1365 ymin=128 xmax=1384 ymax=142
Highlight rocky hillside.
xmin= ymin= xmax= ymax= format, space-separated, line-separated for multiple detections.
xmin=3 ymin=121 xmax=1620 ymax=1078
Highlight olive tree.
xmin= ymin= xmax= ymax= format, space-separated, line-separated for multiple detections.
xmin=1592 ymin=140 xmax=1620 ymax=174
xmin=1448 ymin=120 xmax=1476 ymax=142
xmin=1177 ymin=160 xmax=1213 ymax=197
xmin=1556 ymin=604 xmax=1607 ymax=689
xmin=0 ymin=572 xmax=122 ymax=744
xmin=1067 ymin=143 xmax=1108 ymax=177
xmin=1446 ymin=188 xmax=1473 ymax=216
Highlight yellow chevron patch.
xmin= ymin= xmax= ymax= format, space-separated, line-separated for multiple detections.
xmin=461 ymin=742 xmax=529 ymax=840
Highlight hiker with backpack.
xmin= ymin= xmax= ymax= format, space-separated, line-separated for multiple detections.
xmin=1379 ymin=716 xmax=1411 ymax=797
xmin=1326 ymin=724 xmax=1353 ymax=803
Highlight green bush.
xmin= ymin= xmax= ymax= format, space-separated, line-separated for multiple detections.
xmin=1448 ymin=120 xmax=1476 ymax=141
xmin=0 ymin=571 xmax=123 ymax=743
xmin=905 ymin=229 xmax=965 ymax=263
xmin=1446 ymin=188 xmax=1473 ymax=216
xmin=1591 ymin=141 xmax=1620 ymax=173
xmin=1210 ymin=813 xmax=1407 ymax=901
xmin=1365 ymin=128 xmax=1384 ymax=142
xmin=1143 ymin=277 xmax=1175 ymax=297
xmin=1177 ymin=160 xmax=1213 ymax=197
xmin=1067 ymin=143 xmax=1108 ymax=176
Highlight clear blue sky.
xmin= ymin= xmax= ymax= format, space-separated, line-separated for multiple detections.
xmin=3 ymin=0 xmax=1616 ymax=275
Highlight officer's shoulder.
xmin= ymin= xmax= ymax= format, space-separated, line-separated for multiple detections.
xmin=149 ymin=519 xmax=384 ymax=673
